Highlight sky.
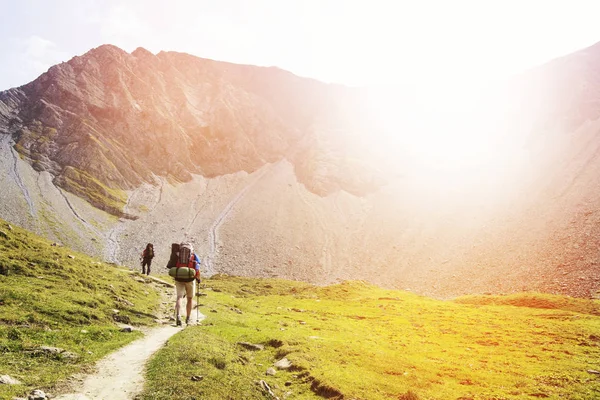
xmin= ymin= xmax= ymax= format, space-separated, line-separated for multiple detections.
xmin=1 ymin=0 xmax=600 ymax=93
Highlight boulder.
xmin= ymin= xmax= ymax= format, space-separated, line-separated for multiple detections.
xmin=237 ymin=341 xmax=264 ymax=351
xmin=588 ymin=369 xmax=600 ymax=375
xmin=28 ymin=389 xmax=47 ymax=400
xmin=33 ymin=346 xmax=78 ymax=360
xmin=113 ymin=314 xmax=131 ymax=324
xmin=274 ymin=357 xmax=292 ymax=370
xmin=0 ymin=375 xmax=22 ymax=385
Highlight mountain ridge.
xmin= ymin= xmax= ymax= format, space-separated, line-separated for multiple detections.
xmin=1 ymin=44 xmax=600 ymax=299
xmin=0 ymin=44 xmax=379 ymax=217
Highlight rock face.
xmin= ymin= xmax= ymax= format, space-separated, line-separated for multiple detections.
xmin=0 ymin=45 xmax=379 ymax=217
xmin=1 ymin=43 xmax=600 ymax=299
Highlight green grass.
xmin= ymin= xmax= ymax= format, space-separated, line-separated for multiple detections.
xmin=2 ymin=219 xmax=599 ymax=399
xmin=143 ymin=276 xmax=600 ymax=400
xmin=57 ymin=166 xmax=128 ymax=217
xmin=14 ymin=121 xmax=129 ymax=218
xmin=0 ymin=219 xmax=162 ymax=399
xmin=38 ymin=205 xmax=88 ymax=250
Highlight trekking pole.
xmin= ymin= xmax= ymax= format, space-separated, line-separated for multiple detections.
xmin=196 ymin=281 xmax=199 ymax=323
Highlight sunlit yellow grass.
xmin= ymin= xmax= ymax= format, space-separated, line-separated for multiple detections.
xmin=144 ymin=276 xmax=600 ymax=399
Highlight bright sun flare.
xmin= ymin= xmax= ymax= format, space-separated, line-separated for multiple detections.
xmin=363 ymin=79 xmax=530 ymax=194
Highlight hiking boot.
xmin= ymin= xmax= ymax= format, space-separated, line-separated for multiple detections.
xmin=176 ymin=317 xmax=182 ymax=326
xmin=185 ymin=317 xmax=190 ymax=325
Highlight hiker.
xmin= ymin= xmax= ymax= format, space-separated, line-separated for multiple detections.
xmin=140 ymin=243 xmax=154 ymax=275
xmin=172 ymin=242 xmax=201 ymax=326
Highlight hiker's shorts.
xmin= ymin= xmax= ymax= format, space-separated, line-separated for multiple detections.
xmin=175 ymin=280 xmax=195 ymax=299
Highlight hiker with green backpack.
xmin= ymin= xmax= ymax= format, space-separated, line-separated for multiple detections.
xmin=167 ymin=242 xmax=201 ymax=326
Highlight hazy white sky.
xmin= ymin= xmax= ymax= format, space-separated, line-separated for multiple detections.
xmin=1 ymin=0 xmax=600 ymax=91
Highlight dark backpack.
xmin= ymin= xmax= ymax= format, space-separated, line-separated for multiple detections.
xmin=144 ymin=246 xmax=154 ymax=259
xmin=178 ymin=243 xmax=193 ymax=267
xmin=166 ymin=243 xmax=179 ymax=269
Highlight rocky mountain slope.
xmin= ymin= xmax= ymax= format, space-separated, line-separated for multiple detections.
xmin=1 ymin=44 xmax=600 ymax=299
xmin=0 ymin=45 xmax=379 ymax=216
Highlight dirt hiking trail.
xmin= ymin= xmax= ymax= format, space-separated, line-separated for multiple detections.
xmin=55 ymin=276 xmax=205 ymax=400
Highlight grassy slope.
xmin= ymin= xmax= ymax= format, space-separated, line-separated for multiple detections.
xmin=1 ymin=219 xmax=599 ymax=399
xmin=143 ymin=276 xmax=600 ymax=400
xmin=0 ymin=219 xmax=162 ymax=399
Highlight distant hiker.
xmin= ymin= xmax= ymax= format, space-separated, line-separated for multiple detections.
xmin=168 ymin=242 xmax=201 ymax=326
xmin=140 ymin=243 xmax=154 ymax=275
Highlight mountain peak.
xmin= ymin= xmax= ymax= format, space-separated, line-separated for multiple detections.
xmin=86 ymin=44 xmax=128 ymax=57
xmin=132 ymin=47 xmax=155 ymax=59
xmin=0 ymin=44 xmax=380 ymax=217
